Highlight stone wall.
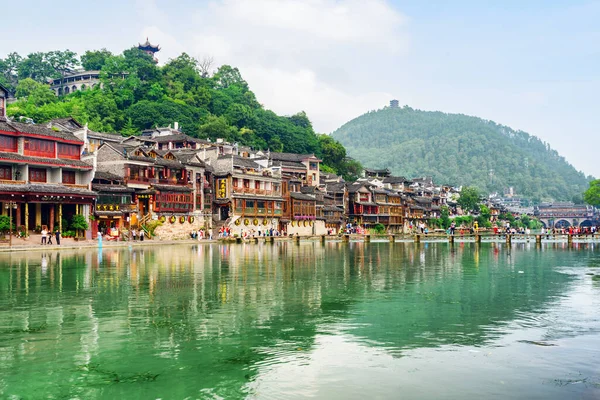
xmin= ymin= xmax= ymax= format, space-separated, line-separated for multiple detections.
xmin=227 ymin=217 xmax=279 ymax=237
xmin=285 ymin=220 xmax=327 ymax=236
xmin=153 ymin=218 xmax=207 ymax=240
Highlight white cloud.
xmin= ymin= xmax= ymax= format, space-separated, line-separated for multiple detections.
xmin=242 ymin=65 xmax=391 ymax=132
xmin=136 ymin=0 xmax=408 ymax=132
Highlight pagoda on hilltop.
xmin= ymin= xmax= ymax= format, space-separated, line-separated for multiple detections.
xmin=138 ymin=38 xmax=160 ymax=63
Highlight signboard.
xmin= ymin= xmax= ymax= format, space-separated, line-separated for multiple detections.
xmin=217 ymin=179 xmax=227 ymax=199
xmin=96 ymin=204 xmax=120 ymax=211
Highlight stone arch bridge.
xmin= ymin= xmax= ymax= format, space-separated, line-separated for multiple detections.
xmin=536 ymin=203 xmax=597 ymax=229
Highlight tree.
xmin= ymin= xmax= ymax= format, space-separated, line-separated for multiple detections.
xmin=46 ymin=50 xmax=79 ymax=79
xmin=71 ymin=214 xmax=89 ymax=238
xmin=15 ymin=78 xmax=55 ymax=104
xmin=18 ymin=52 xmax=54 ymax=82
xmin=583 ymin=179 xmax=600 ymax=207
xmin=440 ymin=206 xmax=451 ymax=229
xmin=198 ymin=56 xmax=214 ymax=78
xmin=457 ymin=186 xmax=481 ymax=213
xmin=0 ymin=52 xmax=22 ymax=89
xmin=81 ymin=49 xmax=113 ymax=70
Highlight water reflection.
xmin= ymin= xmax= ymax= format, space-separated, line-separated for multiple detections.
xmin=0 ymin=242 xmax=598 ymax=399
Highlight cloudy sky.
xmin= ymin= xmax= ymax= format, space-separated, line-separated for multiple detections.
xmin=2 ymin=0 xmax=598 ymax=177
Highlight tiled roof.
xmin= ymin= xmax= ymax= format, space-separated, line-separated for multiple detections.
xmin=0 ymin=120 xmax=83 ymax=143
xmin=290 ymin=192 xmax=316 ymax=201
xmin=0 ymin=183 xmax=96 ymax=197
xmin=383 ymin=176 xmax=408 ymax=184
xmin=277 ymin=160 xmax=306 ymax=169
xmin=152 ymin=184 xmax=193 ymax=193
xmin=92 ymin=184 xmax=134 ymax=193
xmin=270 ymin=152 xmax=321 ymax=162
xmin=0 ymin=151 xmax=93 ymax=169
xmin=154 ymin=158 xmax=183 ymax=168
xmin=93 ymin=171 xmax=123 ymax=182
xmin=87 ymin=130 xmax=124 ymax=141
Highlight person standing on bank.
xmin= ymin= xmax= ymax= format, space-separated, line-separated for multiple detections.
xmin=47 ymin=231 xmax=53 ymax=245
xmin=139 ymin=229 xmax=144 ymax=242
xmin=55 ymin=229 xmax=61 ymax=245
xmin=41 ymin=227 xmax=48 ymax=245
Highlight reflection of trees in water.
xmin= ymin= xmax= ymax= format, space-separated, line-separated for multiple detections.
xmin=0 ymin=243 xmax=585 ymax=398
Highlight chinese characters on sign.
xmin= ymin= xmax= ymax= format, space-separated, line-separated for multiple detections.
xmin=96 ymin=204 xmax=121 ymax=211
xmin=217 ymin=179 xmax=227 ymax=199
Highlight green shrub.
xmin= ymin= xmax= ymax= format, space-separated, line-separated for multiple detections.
xmin=0 ymin=215 xmax=12 ymax=234
xmin=144 ymin=220 xmax=163 ymax=236
xmin=71 ymin=214 xmax=89 ymax=231
xmin=373 ymin=223 xmax=386 ymax=234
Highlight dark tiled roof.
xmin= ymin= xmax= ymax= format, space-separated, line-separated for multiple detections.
xmin=290 ymin=192 xmax=316 ymax=201
xmin=152 ymin=184 xmax=193 ymax=193
xmin=383 ymin=176 xmax=408 ymax=184
xmin=0 ymin=183 xmax=96 ymax=197
xmin=325 ymin=182 xmax=346 ymax=193
xmin=277 ymin=160 xmax=306 ymax=169
xmin=87 ymin=130 xmax=124 ymax=141
xmin=154 ymin=158 xmax=183 ymax=168
xmin=347 ymin=183 xmax=369 ymax=193
xmin=0 ymin=151 xmax=93 ymax=169
xmin=93 ymin=171 xmax=123 ymax=182
xmin=220 ymin=155 xmax=261 ymax=169
xmin=269 ymin=152 xmax=309 ymax=162
xmin=92 ymin=184 xmax=135 ymax=193
xmin=48 ymin=117 xmax=83 ymax=131
xmin=415 ymin=196 xmax=433 ymax=204
xmin=0 ymin=120 xmax=83 ymax=143
xmin=300 ymin=186 xmax=317 ymax=194
xmin=152 ymin=134 xmax=203 ymax=144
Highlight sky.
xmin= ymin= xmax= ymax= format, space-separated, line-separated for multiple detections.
xmin=1 ymin=0 xmax=598 ymax=177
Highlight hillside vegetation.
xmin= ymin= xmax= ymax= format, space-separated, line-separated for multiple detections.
xmin=1 ymin=48 xmax=361 ymax=180
xmin=332 ymin=106 xmax=591 ymax=201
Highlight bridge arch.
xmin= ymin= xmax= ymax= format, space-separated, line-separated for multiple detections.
xmin=580 ymin=220 xmax=593 ymax=228
xmin=554 ymin=219 xmax=571 ymax=229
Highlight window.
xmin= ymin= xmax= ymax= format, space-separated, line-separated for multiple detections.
xmin=24 ymin=138 xmax=54 ymax=157
xmin=29 ymin=168 xmax=47 ymax=183
xmin=233 ymin=178 xmax=239 ymax=187
xmin=57 ymin=143 xmax=80 ymax=159
xmin=0 ymin=135 xmax=17 ymax=152
xmin=245 ymin=200 xmax=255 ymax=209
xmin=62 ymin=171 xmax=76 ymax=184
xmin=255 ymin=181 xmax=260 ymax=189
xmin=309 ymin=162 xmax=318 ymax=170
xmin=0 ymin=165 xmax=11 ymax=180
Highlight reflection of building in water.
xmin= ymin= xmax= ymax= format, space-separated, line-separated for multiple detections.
xmin=0 ymin=243 xmax=579 ymax=397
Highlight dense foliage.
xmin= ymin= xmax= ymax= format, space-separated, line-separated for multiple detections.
xmin=332 ymin=106 xmax=592 ymax=201
xmin=1 ymin=49 xmax=360 ymax=180
xmin=583 ymin=179 xmax=600 ymax=207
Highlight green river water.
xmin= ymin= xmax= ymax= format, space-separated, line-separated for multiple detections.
xmin=0 ymin=241 xmax=599 ymax=399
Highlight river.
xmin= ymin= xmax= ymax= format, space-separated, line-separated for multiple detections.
xmin=0 ymin=241 xmax=599 ymax=399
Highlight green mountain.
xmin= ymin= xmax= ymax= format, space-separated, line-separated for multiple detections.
xmin=2 ymin=48 xmax=357 ymax=179
xmin=331 ymin=106 xmax=591 ymax=201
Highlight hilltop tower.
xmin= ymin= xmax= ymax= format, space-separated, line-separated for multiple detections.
xmin=138 ymin=38 xmax=161 ymax=63
xmin=390 ymin=99 xmax=399 ymax=108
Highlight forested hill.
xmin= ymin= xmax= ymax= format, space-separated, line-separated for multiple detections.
xmin=332 ymin=106 xmax=591 ymax=201
xmin=1 ymin=48 xmax=361 ymax=180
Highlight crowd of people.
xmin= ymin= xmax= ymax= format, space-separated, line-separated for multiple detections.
xmin=219 ymin=226 xmax=285 ymax=239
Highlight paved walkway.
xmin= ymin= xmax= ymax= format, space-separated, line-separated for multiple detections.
xmin=0 ymin=232 xmax=218 ymax=253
